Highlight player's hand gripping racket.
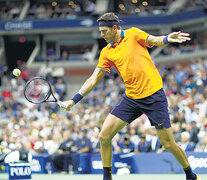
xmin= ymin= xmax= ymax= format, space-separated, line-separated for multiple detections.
xmin=24 ymin=77 xmax=66 ymax=108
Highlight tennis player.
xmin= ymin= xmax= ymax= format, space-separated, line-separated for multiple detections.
xmin=62 ymin=12 xmax=200 ymax=180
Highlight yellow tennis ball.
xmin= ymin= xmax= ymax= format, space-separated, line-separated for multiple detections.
xmin=13 ymin=68 xmax=21 ymax=76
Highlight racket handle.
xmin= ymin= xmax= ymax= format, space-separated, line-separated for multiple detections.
xmin=57 ymin=100 xmax=66 ymax=108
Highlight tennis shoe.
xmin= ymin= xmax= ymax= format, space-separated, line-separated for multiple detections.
xmin=196 ymin=175 xmax=201 ymax=180
xmin=187 ymin=175 xmax=201 ymax=180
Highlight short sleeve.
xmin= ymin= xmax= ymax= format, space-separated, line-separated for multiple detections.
xmin=130 ymin=27 xmax=152 ymax=47
xmin=97 ymin=47 xmax=112 ymax=73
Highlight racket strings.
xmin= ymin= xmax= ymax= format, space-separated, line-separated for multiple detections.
xmin=25 ymin=79 xmax=51 ymax=103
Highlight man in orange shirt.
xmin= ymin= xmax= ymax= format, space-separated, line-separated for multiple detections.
xmin=62 ymin=12 xmax=200 ymax=180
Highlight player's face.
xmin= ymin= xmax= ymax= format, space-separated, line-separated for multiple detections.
xmin=99 ymin=26 xmax=116 ymax=43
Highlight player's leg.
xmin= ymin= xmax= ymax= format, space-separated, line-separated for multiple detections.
xmin=99 ymin=94 xmax=143 ymax=180
xmin=99 ymin=114 xmax=128 ymax=180
xmin=141 ymin=89 xmax=199 ymax=179
xmin=157 ymin=127 xmax=189 ymax=167
xmin=157 ymin=127 xmax=198 ymax=180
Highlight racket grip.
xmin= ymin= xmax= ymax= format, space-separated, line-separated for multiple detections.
xmin=57 ymin=100 xmax=66 ymax=108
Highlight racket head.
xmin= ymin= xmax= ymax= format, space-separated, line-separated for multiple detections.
xmin=24 ymin=77 xmax=55 ymax=104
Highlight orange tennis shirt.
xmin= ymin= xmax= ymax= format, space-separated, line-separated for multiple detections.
xmin=97 ymin=27 xmax=163 ymax=99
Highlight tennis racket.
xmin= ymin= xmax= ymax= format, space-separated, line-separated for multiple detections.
xmin=24 ymin=77 xmax=66 ymax=108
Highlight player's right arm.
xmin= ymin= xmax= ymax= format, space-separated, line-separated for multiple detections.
xmin=62 ymin=67 xmax=106 ymax=111
xmin=79 ymin=67 xmax=106 ymax=96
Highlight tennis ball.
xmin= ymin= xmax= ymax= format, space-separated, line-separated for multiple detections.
xmin=13 ymin=68 xmax=21 ymax=76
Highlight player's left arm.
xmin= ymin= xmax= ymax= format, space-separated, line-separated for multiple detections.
xmin=148 ymin=31 xmax=191 ymax=47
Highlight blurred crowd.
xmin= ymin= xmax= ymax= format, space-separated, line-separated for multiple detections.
xmin=27 ymin=0 xmax=96 ymax=20
xmin=160 ymin=32 xmax=207 ymax=56
xmin=0 ymin=0 xmax=96 ymax=21
xmin=115 ymin=0 xmax=173 ymax=16
xmin=0 ymin=1 xmax=21 ymax=20
xmin=180 ymin=0 xmax=207 ymax=12
xmin=0 ymin=57 xmax=206 ymax=159
xmin=0 ymin=57 xmax=206 ymax=172
xmin=0 ymin=61 xmax=67 ymax=154
xmin=35 ymin=44 xmax=93 ymax=62
xmin=0 ymin=0 xmax=206 ymax=21
xmin=116 ymin=0 xmax=206 ymax=16
xmin=35 ymin=31 xmax=207 ymax=64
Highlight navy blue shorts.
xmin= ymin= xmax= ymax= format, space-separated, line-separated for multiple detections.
xmin=110 ymin=88 xmax=171 ymax=129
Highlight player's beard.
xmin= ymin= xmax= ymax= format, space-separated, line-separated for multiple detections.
xmin=105 ymin=37 xmax=113 ymax=43
xmin=106 ymin=39 xmax=110 ymax=43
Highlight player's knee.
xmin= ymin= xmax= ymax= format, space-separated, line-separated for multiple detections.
xmin=162 ymin=141 xmax=175 ymax=151
xmin=98 ymin=133 xmax=111 ymax=145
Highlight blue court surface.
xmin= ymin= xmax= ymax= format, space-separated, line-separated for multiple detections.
xmin=0 ymin=173 xmax=207 ymax=180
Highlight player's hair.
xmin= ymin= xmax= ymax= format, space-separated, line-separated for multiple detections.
xmin=97 ymin=12 xmax=121 ymax=29
xmin=97 ymin=12 xmax=120 ymax=23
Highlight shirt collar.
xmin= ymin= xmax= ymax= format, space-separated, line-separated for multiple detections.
xmin=110 ymin=30 xmax=125 ymax=47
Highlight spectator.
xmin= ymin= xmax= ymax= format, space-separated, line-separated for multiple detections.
xmin=22 ymin=141 xmax=36 ymax=155
xmin=55 ymin=78 xmax=66 ymax=98
xmin=60 ymin=50 xmax=70 ymax=61
xmin=128 ymin=127 xmax=140 ymax=147
xmin=147 ymin=128 xmax=162 ymax=153
xmin=51 ymin=130 xmax=78 ymax=172
xmin=33 ymin=141 xmax=48 ymax=154
xmin=37 ymin=4 xmax=47 ymax=19
xmin=2 ymin=87 xmax=12 ymax=98
xmin=76 ymin=128 xmax=92 ymax=153
xmin=195 ymin=135 xmax=207 ymax=152
xmin=189 ymin=121 xmax=200 ymax=144
xmin=119 ymin=134 xmax=135 ymax=153
xmin=112 ymin=134 xmax=121 ymax=153
xmin=46 ymin=48 xmax=56 ymax=62
xmin=82 ymin=49 xmax=92 ymax=61
xmin=197 ymin=94 xmax=207 ymax=121
xmin=137 ymin=135 xmax=152 ymax=153
xmin=65 ymin=11 xmax=76 ymax=20
xmin=84 ymin=0 xmax=95 ymax=15
xmin=0 ymin=141 xmax=10 ymax=154
xmin=179 ymin=131 xmax=196 ymax=152
xmin=91 ymin=128 xmax=100 ymax=152
xmin=0 ymin=106 xmax=7 ymax=119
xmin=172 ymin=123 xmax=182 ymax=142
